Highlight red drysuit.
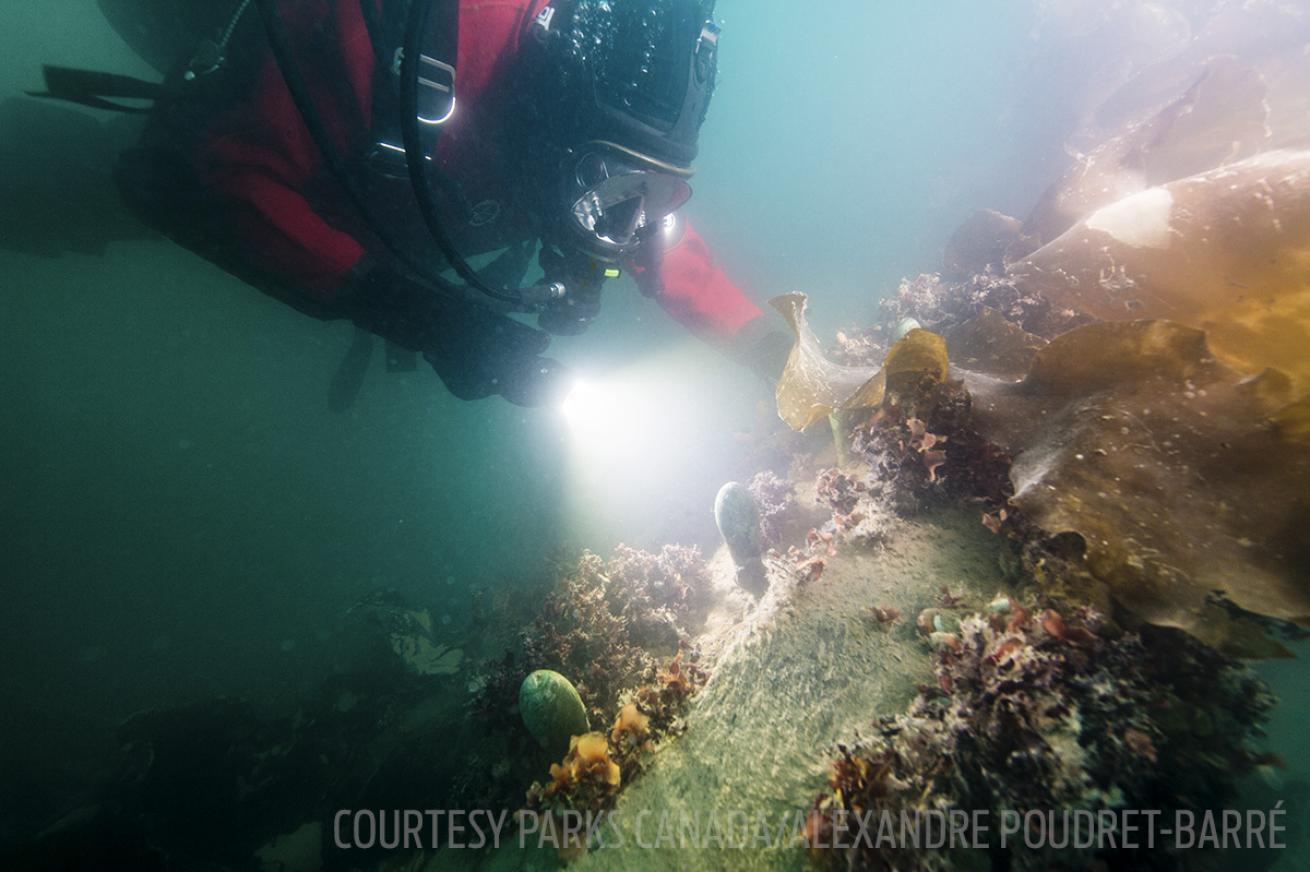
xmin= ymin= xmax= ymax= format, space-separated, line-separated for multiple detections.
xmin=199 ymin=0 xmax=762 ymax=342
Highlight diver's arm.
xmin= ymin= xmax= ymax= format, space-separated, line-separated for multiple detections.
xmin=342 ymin=260 xmax=567 ymax=406
xmin=644 ymin=222 xmax=790 ymax=381
xmin=646 ymin=222 xmax=761 ymax=337
xmin=203 ymin=127 xmax=566 ymax=406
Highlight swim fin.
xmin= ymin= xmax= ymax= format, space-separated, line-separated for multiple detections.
xmin=27 ymin=65 xmax=166 ymax=114
xmin=328 ymin=327 xmax=375 ymax=413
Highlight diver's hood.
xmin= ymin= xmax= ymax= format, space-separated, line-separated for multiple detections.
xmin=529 ymin=0 xmax=721 ymax=171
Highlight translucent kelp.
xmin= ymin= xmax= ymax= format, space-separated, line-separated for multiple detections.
xmin=771 ymin=292 xmax=949 ymax=431
xmin=940 ymin=306 xmax=1046 ymax=378
xmin=1082 ymin=0 xmax=1310 ymax=145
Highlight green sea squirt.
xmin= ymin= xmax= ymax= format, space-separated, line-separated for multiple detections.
xmin=518 ymin=669 xmax=590 ymax=757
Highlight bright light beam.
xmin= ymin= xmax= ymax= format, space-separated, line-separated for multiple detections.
xmin=553 ymin=345 xmax=761 ymax=547
xmin=557 ymin=372 xmax=662 ymax=471
xmin=558 ymin=379 xmax=614 ymax=437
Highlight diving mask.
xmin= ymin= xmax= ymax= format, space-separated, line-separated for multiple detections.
xmin=565 ymin=144 xmax=693 ymax=255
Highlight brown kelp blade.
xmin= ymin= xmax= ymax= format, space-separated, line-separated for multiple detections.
xmin=969 ymin=319 xmax=1310 ymax=654
xmin=1022 ymin=56 xmax=1269 ymax=244
xmin=1013 ymin=149 xmax=1310 ymax=394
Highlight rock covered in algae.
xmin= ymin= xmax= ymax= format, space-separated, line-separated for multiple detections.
xmin=808 ymin=602 xmax=1275 ymax=871
xmin=713 ymin=482 xmax=767 ymax=595
xmin=519 ymin=670 xmax=589 ymax=757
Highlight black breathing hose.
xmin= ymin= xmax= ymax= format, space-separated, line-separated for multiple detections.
xmin=399 ymin=0 xmax=522 ymax=304
xmin=253 ymin=0 xmax=524 ymax=307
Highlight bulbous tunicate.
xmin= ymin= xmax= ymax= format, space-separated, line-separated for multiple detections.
xmin=519 ymin=670 xmax=590 ymax=757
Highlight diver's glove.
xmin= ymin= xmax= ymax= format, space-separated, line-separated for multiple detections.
xmin=341 ymin=260 xmax=559 ymax=405
xmin=728 ymin=316 xmax=794 ymax=385
xmin=432 ymin=352 xmax=572 ymax=408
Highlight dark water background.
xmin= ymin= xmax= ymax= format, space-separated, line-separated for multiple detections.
xmin=1 ymin=0 xmax=1306 ymax=850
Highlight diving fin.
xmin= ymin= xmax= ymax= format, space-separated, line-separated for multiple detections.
xmin=0 ymin=97 xmax=152 ymax=258
xmin=328 ymin=328 xmax=375 ymax=413
xmin=27 ymin=66 xmax=166 ymax=114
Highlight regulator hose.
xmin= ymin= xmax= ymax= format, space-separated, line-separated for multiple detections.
xmin=399 ymin=0 xmax=522 ymax=304
xmin=254 ymin=0 xmax=524 ymax=306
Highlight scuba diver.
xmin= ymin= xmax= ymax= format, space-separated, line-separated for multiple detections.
xmin=38 ymin=0 xmax=790 ymax=408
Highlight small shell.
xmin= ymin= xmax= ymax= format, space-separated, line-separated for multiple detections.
xmin=929 ymin=631 xmax=961 ymax=652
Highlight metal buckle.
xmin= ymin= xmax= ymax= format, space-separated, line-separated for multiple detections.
xmin=416 ymin=54 xmax=456 ymax=125
xmin=532 ymin=6 xmax=556 ymax=41
xmin=363 ymin=141 xmax=415 ymax=180
xmin=391 ymin=48 xmax=457 ymax=125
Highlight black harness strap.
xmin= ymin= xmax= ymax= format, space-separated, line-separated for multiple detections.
xmin=363 ymin=0 xmax=411 ymax=161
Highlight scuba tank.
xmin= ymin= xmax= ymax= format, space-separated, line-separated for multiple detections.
xmin=35 ymin=0 xmax=261 ymax=112
xmin=28 ymin=0 xmax=262 ymax=262
xmin=96 ymin=0 xmax=251 ymax=76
